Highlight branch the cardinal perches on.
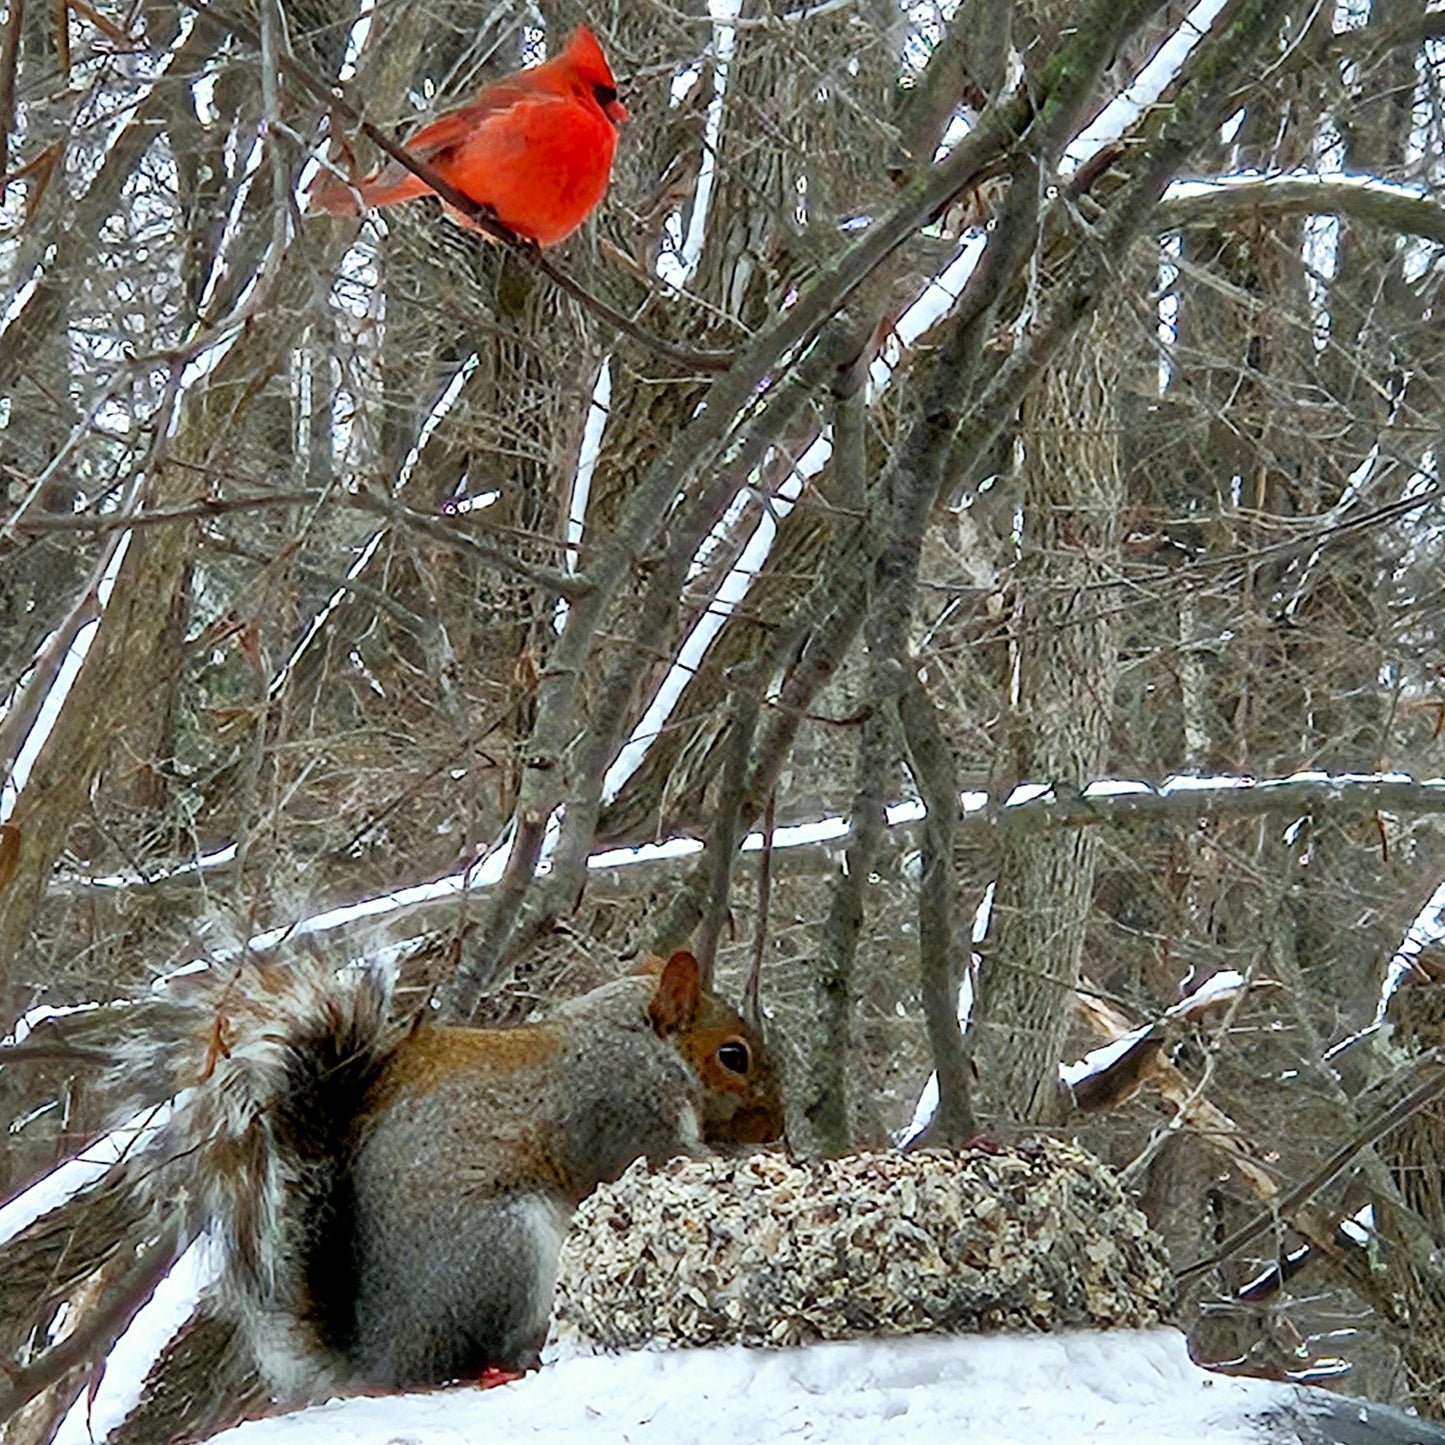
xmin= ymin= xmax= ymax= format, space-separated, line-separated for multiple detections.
xmin=176 ymin=0 xmax=736 ymax=374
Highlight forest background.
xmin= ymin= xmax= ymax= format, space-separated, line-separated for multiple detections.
xmin=7 ymin=0 xmax=1445 ymax=1428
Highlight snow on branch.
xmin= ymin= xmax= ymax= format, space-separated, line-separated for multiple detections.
xmin=961 ymin=771 xmax=1445 ymax=836
xmin=1159 ymin=173 xmax=1445 ymax=245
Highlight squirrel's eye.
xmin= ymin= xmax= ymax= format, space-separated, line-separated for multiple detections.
xmin=717 ymin=1039 xmax=750 ymax=1075
xmin=593 ymin=82 xmax=618 ymax=106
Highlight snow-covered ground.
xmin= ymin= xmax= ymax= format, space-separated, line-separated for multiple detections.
xmin=205 ymin=1329 xmax=1444 ymax=1445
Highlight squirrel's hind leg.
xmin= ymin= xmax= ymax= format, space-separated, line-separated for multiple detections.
xmin=349 ymin=1188 xmax=567 ymax=1388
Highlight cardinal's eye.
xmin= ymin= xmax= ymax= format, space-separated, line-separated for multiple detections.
xmin=593 ymin=83 xmax=619 ymax=107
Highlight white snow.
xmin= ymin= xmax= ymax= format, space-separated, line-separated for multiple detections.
xmin=53 ymin=1235 xmax=222 ymax=1445
xmin=1340 ymin=1202 xmax=1376 ymax=1248
xmin=1174 ymin=969 xmax=1245 ymax=1013
xmin=3 ymin=999 xmax=104 ymax=1046
xmin=555 ymin=359 xmax=612 ymax=632
xmin=0 ymin=1104 xmax=174 ymax=1249
xmin=1004 ymin=782 xmax=1053 ymax=807
xmin=1084 ymin=778 xmax=1153 ymax=797
xmin=1372 ymin=876 xmax=1445 ymax=1025
xmin=589 ymin=835 xmax=704 ymax=870
xmin=83 ymin=843 xmax=238 ymax=890
xmin=1065 ymin=0 xmax=1230 ymax=168
xmin=1 ymin=534 xmax=130 ymax=822
xmin=1164 ymin=169 xmax=1434 ymax=205
xmin=1059 ymin=968 xmax=1246 ymax=1091
xmin=1161 ymin=773 xmax=1255 ymax=792
xmin=886 ymin=798 xmax=927 ymax=826
xmin=0 ymin=261 xmax=41 ymax=336
xmin=336 ymin=0 xmax=376 ymax=84
xmin=743 ymin=814 xmax=847 ymax=849
xmin=899 ymin=888 xmax=989 ymax=1145
xmin=244 ymin=840 xmax=511 ymax=951
xmin=1060 ymin=1029 xmax=1150 ymax=1089
xmin=662 ymin=0 xmax=741 ymax=284
xmin=196 ymin=1328 xmax=1338 ymax=1444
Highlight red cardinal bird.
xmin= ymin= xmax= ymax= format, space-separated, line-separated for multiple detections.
xmin=311 ymin=25 xmax=627 ymax=247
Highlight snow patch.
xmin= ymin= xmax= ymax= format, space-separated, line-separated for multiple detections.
xmin=202 ymin=1328 xmax=1362 ymax=1444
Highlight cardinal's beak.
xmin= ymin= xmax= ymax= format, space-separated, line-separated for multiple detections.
xmin=606 ymin=97 xmax=629 ymax=125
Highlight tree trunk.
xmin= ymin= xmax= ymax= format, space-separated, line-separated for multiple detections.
xmin=969 ymin=301 xmax=1123 ymax=1125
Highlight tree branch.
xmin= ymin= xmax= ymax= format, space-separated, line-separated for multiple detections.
xmin=744 ymin=791 xmax=777 ymax=1028
xmin=958 ymin=773 xmax=1445 ymax=834
xmin=696 ymin=667 xmax=762 ymax=989
xmin=1158 ymin=176 xmax=1445 ymax=247
xmin=899 ymin=672 xmax=975 ymax=1145
xmin=9 ymin=490 xmax=322 ymax=533
xmin=650 ymin=544 xmax=871 ymax=951
xmin=1176 ymin=1057 xmax=1445 ymax=1284
xmin=0 ymin=1219 xmax=186 ymax=1423
xmin=536 ymin=311 xmax=870 ymax=939
xmin=345 ymin=490 xmax=587 ymax=601
xmin=803 ymin=703 xmax=892 ymax=1154
xmin=0 ymin=0 xmax=22 ymax=192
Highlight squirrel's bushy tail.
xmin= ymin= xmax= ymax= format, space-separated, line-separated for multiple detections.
xmin=0 ymin=955 xmax=403 ymax=1430
xmin=124 ymin=959 xmax=398 ymax=1298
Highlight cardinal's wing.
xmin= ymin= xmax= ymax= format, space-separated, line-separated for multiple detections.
xmin=402 ymin=82 xmax=565 ymax=164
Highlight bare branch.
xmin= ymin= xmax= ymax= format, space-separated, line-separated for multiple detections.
xmin=10 ymin=491 xmax=322 ymax=534
xmin=899 ymin=673 xmax=974 ymax=1145
xmin=1159 ymin=176 xmax=1445 ymax=247
xmin=803 ymin=705 xmax=891 ymax=1154
xmin=345 ymin=490 xmax=587 ymax=601
xmin=743 ymin=792 xmax=777 ymax=1030
xmin=1176 ymin=1057 xmax=1445 ymax=1284
xmin=696 ymin=666 xmax=761 ymax=988
xmin=961 ymin=774 xmax=1445 ymax=834
xmin=0 ymin=1220 xmax=186 ymax=1422
xmin=0 ymin=0 xmax=22 ymax=191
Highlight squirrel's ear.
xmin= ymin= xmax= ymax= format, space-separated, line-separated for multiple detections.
xmin=648 ymin=950 xmax=701 ymax=1035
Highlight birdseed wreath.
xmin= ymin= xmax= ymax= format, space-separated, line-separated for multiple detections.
xmin=550 ymin=1138 xmax=1174 ymax=1352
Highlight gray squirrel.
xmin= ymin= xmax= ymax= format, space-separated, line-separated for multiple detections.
xmin=0 ymin=949 xmax=783 ymax=1427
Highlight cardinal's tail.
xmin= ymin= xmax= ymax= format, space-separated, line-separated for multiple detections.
xmin=310 ymin=166 xmax=434 ymax=215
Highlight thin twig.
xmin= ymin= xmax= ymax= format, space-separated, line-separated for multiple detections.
xmin=0 ymin=1219 xmax=187 ymax=1421
xmin=1176 ymin=1057 xmax=1445 ymax=1284
xmin=345 ymin=489 xmax=587 ymax=600
xmin=9 ymin=490 xmax=322 ymax=533
xmin=697 ymin=665 xmax=761 ymax=988
xmin=744 ymin=790 xmax=776 ymax=1028
xmin=0 ymin=0 xmax=22 ymax=189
